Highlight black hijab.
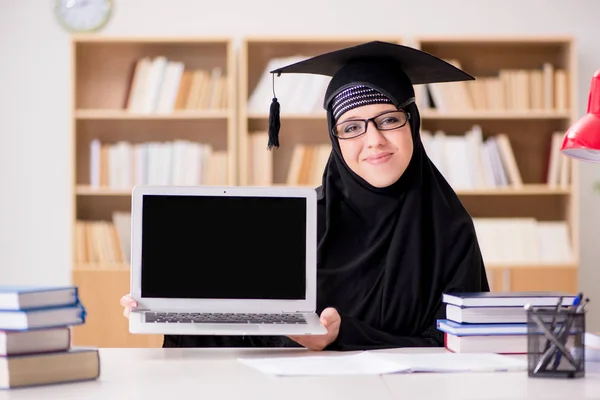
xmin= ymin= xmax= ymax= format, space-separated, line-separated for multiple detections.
xmin=315 ymin=59 xmax=490 ymax=351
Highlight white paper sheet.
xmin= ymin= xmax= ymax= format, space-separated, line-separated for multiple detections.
xmin=237 ymin=352 xmax=527 ymax=376
xmin=238 ymin=352 xmax=404 ymax=376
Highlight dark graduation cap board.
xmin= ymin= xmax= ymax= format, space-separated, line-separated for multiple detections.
xmin=266 ymin=41 xmax=475 ymax=149
xmin=270 ymin=41 xmax=474 ymax=84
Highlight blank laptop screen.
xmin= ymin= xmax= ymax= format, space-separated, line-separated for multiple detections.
xmin=140 ymin=194 xmax=307 ymax=300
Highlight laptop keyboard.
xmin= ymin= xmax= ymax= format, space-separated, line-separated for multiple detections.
xmin=144 ymin=312 xmax=307 ymax=324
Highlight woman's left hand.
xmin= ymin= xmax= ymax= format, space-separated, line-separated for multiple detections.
xmin=288 ymin=307 xmax=341 ymax=351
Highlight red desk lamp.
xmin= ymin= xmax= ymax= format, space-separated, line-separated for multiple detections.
xmin=561 ymin=69 xmax=600 ymax=162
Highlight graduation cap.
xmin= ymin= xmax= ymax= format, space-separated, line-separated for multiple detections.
xmin=267 ymin=41 xmax=474 ymax=149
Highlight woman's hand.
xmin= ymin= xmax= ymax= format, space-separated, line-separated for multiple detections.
xmin=120 ymin=294 xmax=137 ymax=318
xmin=288 ymin=307 xmax=341 ymax=351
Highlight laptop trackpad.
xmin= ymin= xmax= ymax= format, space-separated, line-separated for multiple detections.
xmin=196 ymin=324 xmax=260 ymax=331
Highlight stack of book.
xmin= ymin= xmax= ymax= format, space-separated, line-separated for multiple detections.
xmin=0 ymin=286 xmax=100 ymax=389
xmin=436 ymin=292 xmax=577 ymax=354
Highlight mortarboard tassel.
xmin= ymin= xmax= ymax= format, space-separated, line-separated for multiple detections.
xmin=268 ymin=73 xmax=281 ymax=150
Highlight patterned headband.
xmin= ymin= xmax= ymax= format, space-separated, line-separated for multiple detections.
xmin=330 ymin=85 xmax=394 ymax=121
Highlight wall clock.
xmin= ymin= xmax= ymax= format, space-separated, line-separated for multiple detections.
xmin=55 ymin=0 xmax=114 ymax=32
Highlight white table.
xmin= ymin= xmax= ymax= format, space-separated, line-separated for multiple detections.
xmin=0 ymin=347 xmax=598 ymax=399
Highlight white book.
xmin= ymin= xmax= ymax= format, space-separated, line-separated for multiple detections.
xmin=89 ymin=139 xmax=101 ymax=188
xmin=155 ymin=61 xmax=185 ymax=114
xmin=141 ymin=56 xmax=168 ymax=113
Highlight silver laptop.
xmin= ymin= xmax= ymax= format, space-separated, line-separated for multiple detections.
xmin=128 ymin=185 xmax=327 ymax=336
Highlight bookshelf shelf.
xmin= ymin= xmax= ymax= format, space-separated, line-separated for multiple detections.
xmin=75 ymin=109 xmax=230 ymax=120
xmin=75 ymin=186 xmax=131 ymax=196
xmin=71 ymin=36 xmax=237 ymax=349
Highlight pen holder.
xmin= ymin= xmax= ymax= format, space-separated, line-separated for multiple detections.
xmin=527 ymin=306 xmax=585 ymax=379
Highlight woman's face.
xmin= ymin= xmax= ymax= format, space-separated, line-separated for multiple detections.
xmin=335 ymin=103 xmax=413 ymax=188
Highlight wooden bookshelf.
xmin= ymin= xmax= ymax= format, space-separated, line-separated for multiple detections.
xmin=70 ymin=36 xmax=237 ymax=348
xmin=69 ymin=35 xmax=581 ymax=348
xmin=413 ymin=36 xmax=579 ymax=293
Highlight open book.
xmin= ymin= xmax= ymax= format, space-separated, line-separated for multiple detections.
xmin=238 ymin=352 xmax=526 ymax=376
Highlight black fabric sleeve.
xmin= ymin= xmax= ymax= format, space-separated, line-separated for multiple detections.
xmin=326 ymin=220 xmax=489 ymax=352
xmin=325 ymin=311 xmax=444 ymax=351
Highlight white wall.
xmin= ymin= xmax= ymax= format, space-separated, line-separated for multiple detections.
xmin=1 ymin=0 xmax=600 ymax=329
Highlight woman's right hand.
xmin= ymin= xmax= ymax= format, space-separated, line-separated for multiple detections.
xmin=120 ymin=294 xmax=137 ymax=318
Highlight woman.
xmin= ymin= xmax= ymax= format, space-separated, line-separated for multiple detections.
xmin=120 ymin=41 xmax=489 ymax=351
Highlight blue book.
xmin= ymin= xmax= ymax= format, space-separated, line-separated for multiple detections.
xmin=0 ymin=286 xmax=79 ymax=311
xmin=0 ymin=304 xmax=86 ymax=331
xmin=442 ymin=292 xmax=576 ymax=308
xmin=437 ymin=319 xmax=527 ymax=336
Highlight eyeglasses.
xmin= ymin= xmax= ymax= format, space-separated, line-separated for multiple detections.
xmin=332 ymin=110 xmax=411 ymax=140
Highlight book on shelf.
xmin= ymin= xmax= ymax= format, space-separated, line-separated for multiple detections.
xmin=0 ymin=286 xmax=99 ymax=389
xmin=420 ymin=60 xmax=569 ymax=113
xmin=74 ymin=212 xmax=131 ymax=267
xmin=125 ymin=56 xmax=228 ymax=113
xmin=286 ymin=143 xmax=330 ymax=187
xmin=438 ymin=292 xmax=577 ymax=354
xmin=247 ymin=133 xmax=331 ymax=187
xmin=248 ymin=56 xmax=330 ymax=115
xmin=472 ymin=218 xmax=574 ymax=266
xmin=248 ymin=132 xmax=273 ymax=186
xmin=89 ymin=139 xmax=228 ymax=189
xmin=421 ymin=126 xmax=570 ymax=190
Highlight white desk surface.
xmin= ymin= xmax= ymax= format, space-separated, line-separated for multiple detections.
xmin=1 ymin=347 xmax=599 ymax=399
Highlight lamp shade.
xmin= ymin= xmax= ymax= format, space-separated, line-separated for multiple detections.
xmin=561 ymin=69 xmax=600 ymax=162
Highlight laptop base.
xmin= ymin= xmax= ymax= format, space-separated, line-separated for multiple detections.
xmin=129 ymin=311 xmax=327 ymax=336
